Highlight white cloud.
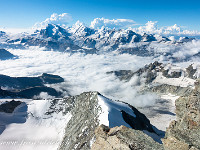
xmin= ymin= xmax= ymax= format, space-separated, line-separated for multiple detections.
xmin=33 ymin=92 xmax=55 ymax=100
xmin=90 ymin=18 xmax=136 ymax=29
xmin=137 ymin=21 xmax=158 ymax=33
xmin=133 ymin=21 xmax=200 ymax=36
xmin=34 ymin=13 xmax=72 ymax=29
xmin=1 ymin=39 xmax=200 ymax=107
xmin=1 ymin=47 xmax=157 ymax=107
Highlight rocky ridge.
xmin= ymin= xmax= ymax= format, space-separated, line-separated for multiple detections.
xmin=59 ymin=91 xmax=159 ymax=150
xmin=91 ymin=125 xmax=163 ymax=150
xmin=91 ymin=80 xmax=200 ymax=150
xmin=162 ymin=79 xmax=200 ymax=150
xmin=108 ymin=62 xmax=199 ymax=97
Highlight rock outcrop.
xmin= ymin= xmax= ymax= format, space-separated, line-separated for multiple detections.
xmin=91 ymin=125 xmax=164 ymax=150
xmin=108 ymin=62 xmax=198 ymax=85
xmin=59 ymin=91 xmax=158 ymax=150
xmin=90 ymin=79 xmax=200 ymax=150
xmin=107 ymin=61 xmax=163 ymax=84
xmin=162 ymin=79 xmax=200 ymax=150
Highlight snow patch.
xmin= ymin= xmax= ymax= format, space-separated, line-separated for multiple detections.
xmin=147 ymin=94 xmax=179 ymax=131
xmin=97 ymin=94 xmax=135 ymax=128
xmin=153 ymin=72 xmax=195 ymax=87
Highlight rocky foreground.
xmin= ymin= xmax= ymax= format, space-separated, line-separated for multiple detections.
xmin=162 ymin=80 xmax=200 ymax=150
xmin=91 ymin=80 xmax=200 ymax=150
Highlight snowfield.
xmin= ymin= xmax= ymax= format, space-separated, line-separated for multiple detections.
xmin=0 ymin=99 xmax=71 ymax=150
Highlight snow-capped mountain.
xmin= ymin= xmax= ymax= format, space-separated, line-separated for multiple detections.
xmin=0 ymin=23 xmax=198 ymax=57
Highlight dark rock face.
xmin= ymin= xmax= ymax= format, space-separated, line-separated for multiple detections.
xmin=162 ymin=80 xmax=200 ymax=150
xmin=0 ymin=88 xmax=19 ymax=98
xmin=107 ymin=70 xmax=133 ymax=81
xmin=0 ymin=73 xmax=64 ymax=99
xmin=39 ymin=73 xmax=64 ymax=84
xmin=91 ymin=125 xmax=164 ymax=150
xmin=121 ymin=103 xmax=155 ymax=133
xmin=0 ymin=73 xmax=64 ymax=90
xmin=0 ymin=100 xmax=22 ymax=113
xmin=142 ymin=33 xmax=157 ymax=42
xmin=0 ymin=49 xmax=15 ymax=60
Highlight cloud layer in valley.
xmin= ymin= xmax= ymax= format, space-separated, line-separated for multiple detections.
xmin=1 ymin=39 xmax=200 ymax=107
xmin=0 ymin=47 xmax=156 ymax=107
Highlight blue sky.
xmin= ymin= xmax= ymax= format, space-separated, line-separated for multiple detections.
xmin=0 ymin=0 xmax=200 ymax=31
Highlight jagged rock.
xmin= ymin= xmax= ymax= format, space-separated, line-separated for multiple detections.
xmin=162 ymin=69 xmax=182 ymax=78
xmin=59 ymin=91 xmax=158 ymax=150
xmin=107 ymin=61 xmax=162 ymax=84
xmin=162 ymin=80 xmax=200 ymax=150
xmin=91 ymin=125 xmax=164 ymax=150
xmin=108 ymin=62 xmax=198 ymax=88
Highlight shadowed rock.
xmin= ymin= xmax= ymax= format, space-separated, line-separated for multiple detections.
xmin=0 ymin=49 xmax=15 ymax=60
xmin=0 ymin=100 xmax=22 ymax=113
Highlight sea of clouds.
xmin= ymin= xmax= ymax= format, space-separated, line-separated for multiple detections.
xmin=1 ymin=38 xmax=200 ymax=107
xmin=0 ymin=47 xmax=156 ymax=107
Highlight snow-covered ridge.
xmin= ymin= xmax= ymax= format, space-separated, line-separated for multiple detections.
xmin=98 ymin=94 xmax=136 ymax=128
xmin=0 ymin=91 xmax=159 ymax=150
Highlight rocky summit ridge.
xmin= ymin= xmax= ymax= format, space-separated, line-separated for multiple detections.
xmin=59 ymin=91 xmax=159 ymax=150
xmin=91 ymin=80 xmax=200 ymax=150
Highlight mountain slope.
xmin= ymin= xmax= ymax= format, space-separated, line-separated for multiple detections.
xmin=59 ymin=91 xmax=159 ymax=150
